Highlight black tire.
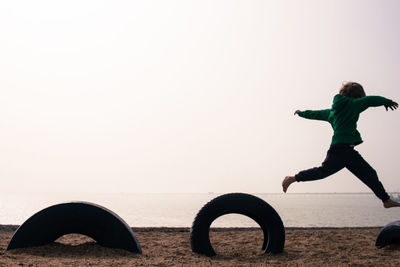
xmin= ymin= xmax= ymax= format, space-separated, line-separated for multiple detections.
xmin=190 ymin=193 xmax=285 ymax=256
xmin=376 ymin=220 xmax=400 ymax=248
xmin=7 ymin=201 xmax=142 ymax=253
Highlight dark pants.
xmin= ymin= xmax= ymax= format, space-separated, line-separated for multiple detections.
xmin=295 ymin=143 xmax=390 ymax=202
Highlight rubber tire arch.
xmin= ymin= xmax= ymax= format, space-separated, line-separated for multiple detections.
xmin=190 ymin=193 xmax=285 ymax=257
xmin=376 ymin=220 xmax=400 ymax=248
xmin=7 ymin=201 xmax=142 ymax=253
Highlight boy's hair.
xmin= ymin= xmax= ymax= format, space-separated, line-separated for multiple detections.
xmin=339 ymin=82 xmax=366 ymax=98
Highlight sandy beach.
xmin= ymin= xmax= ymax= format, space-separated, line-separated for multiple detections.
xmin=1 ymin=225 xmax=399 ymax=266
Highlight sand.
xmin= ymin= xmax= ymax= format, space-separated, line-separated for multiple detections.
xmin=1 ymin=225 xmax=400 ymax=266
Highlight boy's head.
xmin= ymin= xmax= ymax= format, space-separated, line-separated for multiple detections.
xmin=339 ymin=82 xmax=366 ymax=98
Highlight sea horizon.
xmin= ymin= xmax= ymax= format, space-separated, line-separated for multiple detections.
xmin=1 ymin=192 xmax=399 ymax=228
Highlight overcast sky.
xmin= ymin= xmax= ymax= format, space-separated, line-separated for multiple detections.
xmin=1 ymin=0 xmax=399 ymax=194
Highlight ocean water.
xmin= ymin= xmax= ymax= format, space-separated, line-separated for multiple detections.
xmin=0 ymin=193 xmax=399 ymax=228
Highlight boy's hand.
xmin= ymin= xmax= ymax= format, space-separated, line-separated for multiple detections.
xmin=385 ymin=101 xmax=398 ymax=111
xmin=294 ymin=110 xmax=300 ymax=115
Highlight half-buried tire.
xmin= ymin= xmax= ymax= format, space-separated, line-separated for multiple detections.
xmin=7 ymin=201 xmax=141 ymax=253
xmin=376 ymin=220 xmax=400 ymax=248
xmin=190 ymin=193 xmax=285 ymax=256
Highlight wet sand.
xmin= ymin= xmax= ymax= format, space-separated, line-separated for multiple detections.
xmin=1 ymin=225 xmax=400 ymax=266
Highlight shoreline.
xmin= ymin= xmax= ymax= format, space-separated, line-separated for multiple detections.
xmin=0 ymin=224 xmax=384 ymax=232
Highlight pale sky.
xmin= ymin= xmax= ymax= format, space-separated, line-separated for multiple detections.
xmin=1 ymin=0 xmax=399 ymax=194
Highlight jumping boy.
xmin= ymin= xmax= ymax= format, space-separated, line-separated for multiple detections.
xmin=282 ymin=82 xmax=400 ymax=208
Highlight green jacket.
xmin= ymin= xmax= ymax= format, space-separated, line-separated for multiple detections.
xmin=298 ymin=94 xmax=392 ymax=145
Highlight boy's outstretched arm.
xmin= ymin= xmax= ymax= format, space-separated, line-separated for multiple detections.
xmin=355 ymin=96 xmax=395 ymax=112
xmin=294 ymin=109 xmax=330 ymax=121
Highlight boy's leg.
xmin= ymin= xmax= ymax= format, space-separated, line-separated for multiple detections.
xmin=345 ymin=148 xmax=390 ymax=202
xmin=283 ymin=145 xmax=345 ymax=193
xmin=295 ymin=145 xmax=345 ymax=182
